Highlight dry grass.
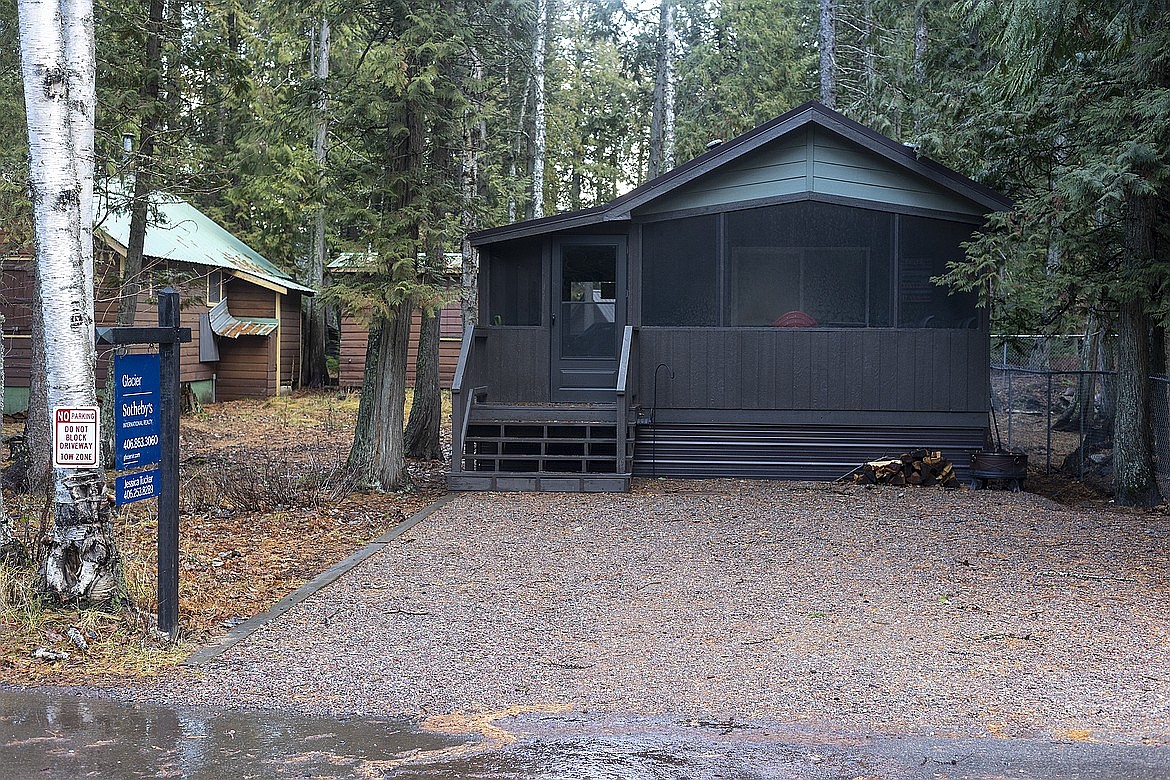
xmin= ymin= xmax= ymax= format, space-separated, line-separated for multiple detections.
xmin=0 ymin=389 xmax=449 ymax=686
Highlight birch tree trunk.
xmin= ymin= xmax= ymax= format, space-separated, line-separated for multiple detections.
xmin=529 ymin=0 xmax=547 ymax=219
xmin=460 ymin=58 xmax=481 ymax=329
xmin=19 ymin=0 xmax=123 ymax=604
xmin=648 ymin=0 xmax=676 ymax=179
xmin=818 ymin=0 xmax=837 ymax=109
xmin=862 ymin=0 xmax=876 ymax=118
xmin=302 ymin=16 xmax=330 ymax=388
xmin=506 ymin=71 xmax=530 ymax=224
xmin=912 ymin=0 xmax=927 ymax=133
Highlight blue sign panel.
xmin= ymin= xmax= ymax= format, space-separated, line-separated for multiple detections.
xmin=114 ymin=353 xmax=161 ymax=470
xmin=115 ymin=468 xmax=161 ymax=506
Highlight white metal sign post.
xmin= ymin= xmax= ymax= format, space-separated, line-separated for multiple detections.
xmin=52 ymin=406 xmax=100 ymax=467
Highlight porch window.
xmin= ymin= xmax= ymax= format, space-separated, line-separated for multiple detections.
xmin=642 ymin=215 xmax=717 ymax=326
xmin=726 ymin=201 xmax=893 ymax=327
xmin=898 ymin=216 xmax=979 ymax=328
xmin=641 ymin=200 xmax=978 ymax=329
xmin=487 ymin=240 xmax=541 ymax=325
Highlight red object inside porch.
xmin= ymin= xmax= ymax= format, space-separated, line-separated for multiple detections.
xmin=772 ymin=311 xmax=817 ymax=328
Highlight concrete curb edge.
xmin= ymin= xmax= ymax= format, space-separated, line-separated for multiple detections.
xmin=182 ymin=493 xmax=457 ymax=667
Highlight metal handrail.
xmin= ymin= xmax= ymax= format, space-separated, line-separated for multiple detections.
xmin=616 ymin=325 xmax=634 ymax=475
xmin=450 ymin=325 xmax=480 ymax=475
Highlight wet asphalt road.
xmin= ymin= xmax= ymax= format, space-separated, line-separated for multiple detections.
xmin=2 ymin=689 xmax=1167 ymax=779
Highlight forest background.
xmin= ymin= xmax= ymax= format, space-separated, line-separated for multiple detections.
xmin=1 ymin=0 xmax=1168 ymax=509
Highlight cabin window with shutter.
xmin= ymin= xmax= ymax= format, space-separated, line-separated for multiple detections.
xmin=207 ymin=269 xmax=223 ymax=305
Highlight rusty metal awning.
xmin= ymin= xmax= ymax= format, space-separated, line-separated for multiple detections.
xmin=207 ymin=299 xmax=278 ymax=338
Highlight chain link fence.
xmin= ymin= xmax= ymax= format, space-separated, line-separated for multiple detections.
xmin=990 ymin=334 xmax=1114 ymax=483
xmin=991 ymin=334 xmax=1170 ymax=496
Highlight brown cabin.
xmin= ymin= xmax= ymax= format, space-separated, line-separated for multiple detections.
xmin=1 ymin=184 xmax=313 ymax=412
xmin=338 ymin=302 xmax=464 ymax=389
xmin=328 ymin=253 xmax=464 ymax=389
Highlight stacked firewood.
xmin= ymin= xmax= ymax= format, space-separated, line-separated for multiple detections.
xmin=851 ymin=449 xmax=960 ymax=488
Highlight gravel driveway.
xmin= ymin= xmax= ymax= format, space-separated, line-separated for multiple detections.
xmin=159 ymin=481 xmax=1169 ymax=745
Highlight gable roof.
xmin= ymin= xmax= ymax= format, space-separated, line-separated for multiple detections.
xmin=471 ymin=101 xmax=1013 ymax=246
xmin=94 ymin=181 xmax=314 ymax=295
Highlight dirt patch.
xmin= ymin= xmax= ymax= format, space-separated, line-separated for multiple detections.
xmin=0 ymin=390 xmax=448 ymax=685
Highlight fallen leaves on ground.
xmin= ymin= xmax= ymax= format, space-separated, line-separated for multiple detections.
xmin=0 ymin=390 xmax=448 ymax=686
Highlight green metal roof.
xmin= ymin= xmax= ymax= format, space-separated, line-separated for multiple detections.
xmin=94 ymin=180 xmax=314 ymax=295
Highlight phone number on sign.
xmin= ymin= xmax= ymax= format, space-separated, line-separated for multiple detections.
xmin=122 ymin=484 xmax=157 ymax=500
xmin=122 ymin=435 xmax=159 ymax=451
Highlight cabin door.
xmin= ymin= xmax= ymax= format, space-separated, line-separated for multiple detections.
xmin=551 ymin=238 xmax=626 ymax=402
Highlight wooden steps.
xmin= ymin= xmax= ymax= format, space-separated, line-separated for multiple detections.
xmin=449 ymin=403 xmax=634 ymax=493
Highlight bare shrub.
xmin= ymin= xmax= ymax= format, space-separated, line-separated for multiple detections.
xmin=181 ymin=449 xmax=361 ymax=513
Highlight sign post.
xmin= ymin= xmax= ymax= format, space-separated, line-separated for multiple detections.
xmin=97 ymin=288 xmax=190 ymax=639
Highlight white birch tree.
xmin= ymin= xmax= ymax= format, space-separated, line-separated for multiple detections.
xmin=818 ymin=0 xmax=837 ymax=108
xmin=530 ymin=0 xmax=547 ymax=219
xmin=19 ymin=0 xmax=122 ymax=604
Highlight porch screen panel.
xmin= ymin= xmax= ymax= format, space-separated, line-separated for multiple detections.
xmin=642 ymin=215 xmax=718 ymax=326
xmin=487 ymin=241 xmax=541 ymax=325
xmin=726 ymin=201 xmax=892 ymax=327
xmin=898 ymin=217 xmax=979 ymax=328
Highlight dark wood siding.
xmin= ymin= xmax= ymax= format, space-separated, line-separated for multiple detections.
xmin=92 ymin=254 xmax=215 ymax=388
xmin=214 ymin=280 xmax=278 ymax=399
xmin=470 ymin=327 xmax=550 ymax=403
xmin=4 ymin=248 xmax=297 ymax=404
xmin=225 ymin=278 xmax=277 ymax=318
xmin=636 ymin=327 xmax=988 ymax=414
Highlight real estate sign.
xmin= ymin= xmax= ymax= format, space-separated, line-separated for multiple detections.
xmin=114 ymin=353 xmax=162 ymax=470
xmin=115 ymin=467 xmax=161 ymax=505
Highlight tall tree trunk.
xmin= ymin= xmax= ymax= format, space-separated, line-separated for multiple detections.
xmin=912 ymin=0 xmax=927 ymax=133
xmin=648 ymin=0 xmax=676 ymax=179
xmin=529 ymin=0 xmax=547 ymax=219
xmin=506 ymin=69 xmax=530 ymax=223
xmin=404 ymin=306 xmax=442 ymax=459
xmin=19 ymin=0 xmax=123 ymax=605
xmin=862 ymin=0 xmax=876 ymax=119
xmin=347 ymin=306 xmax=412 ymax=490
xmin=102 ymin=0 xmax=166 ymax=466
xmin=460 ymin=56 xmax=482 ymax=329
xmin=1052 ymin=316 xmax=1098 ymax=431
xmin=302 ymin=16 xmax=330 ymax=388
xmin=818 ymin=0 xmax=836 ymax=109
xmin=1113 ymin=190 xmax=1161 ymax=507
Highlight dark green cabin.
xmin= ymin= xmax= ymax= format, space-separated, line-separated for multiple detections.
xmin=450 ymin=102 xmax=1011 ymax=492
